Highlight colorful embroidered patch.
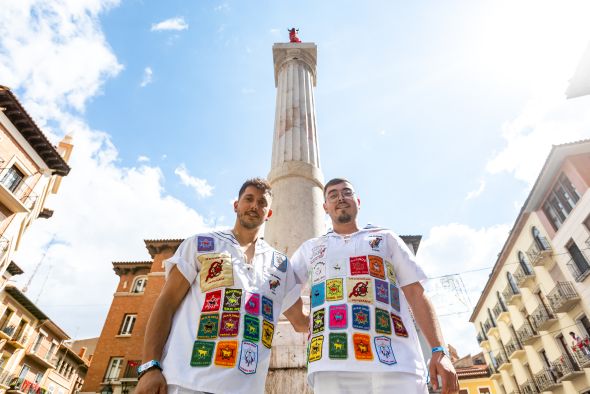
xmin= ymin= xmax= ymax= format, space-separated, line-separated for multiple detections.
xmin=312 ymin=308 xmax=325 ymax=334
xmin=198 ymin=253 xmax=233 ymax=292
xmin=329 ymin=333 xmax=347 ymax=359
xmin=243 ymin=314 xmax=260 ymax=342
xmin=272 ymin=252 xmax=288 ymax=273
xmin=391 ymin=313 xmax=409 ymax=337
xmin=311 ymin=282 xmax=325 ymax=308
xmin=197 ymin=236 xmax=215 ymax=252
xmin=214 ymin=340 xmax=238 ymax=367
xmin=262 ymin=320 xmax=274 ymax=349
xmin=197 ymin=313 xmax=219 ymax=339
xmin=309 ymin=335 xmax=324 ymax=362
xmin=223 ymin=288 xmax=242 ymax=311
xmin=312 ymin=261 xmax=327 ymax=284
xmin=389 ymin=283 xmax=400 ymax=312
xmin=202 ymin=289 xmax=222 ymax=312
xmin=219 ymin=312 xmax=240 ymax=337
xmin=368 ymin=235 xmax=383 ymax=251
xmin=329 ymin=304 xmax=347 ymax=329
xmin=261 ymin=296 xmax=273 ymax=321
xmin=244 ymin=292 xmax=261 ymax=315
xmin=368 ymin=255 xmax=385 ymax=279
xmin=374 ymin=279 xmax=389 ymax=304
xmin=374 ymin=336 xmax=396 ymax=365
xmin=325 ymin=278 xmax=344 ymax=301
xmin=352 ymin=305 xmax=370 ymax=330
xmin=238 ymin=341 xmax=258 ymax=374
xmin=190 ymin=340 xmax=215 ymax=366
xmin=268 ymin=275 xmax=281 ymax=295
xmin=328 ymin=260 xmax=346 ymax=277
xmin=347 ymin=278 xmax=373 ymax=304
xmin=375 ymin=308 xmax=392 ymax=334
xmin=311 ymin=244 xmax=327 ymax=263
xmin=385 ymin=260 xmax=397 ymax=284
xmin=352 ymin=333 xmax=373 ymax=361
xmin=349 ymin=256 xmax=369 ymax=275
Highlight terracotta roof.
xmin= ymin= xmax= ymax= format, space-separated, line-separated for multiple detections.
xmin=112 ymin=261 xmax=152 ymax=265
xmin=456 ymin=365 xmax=490 ymax=379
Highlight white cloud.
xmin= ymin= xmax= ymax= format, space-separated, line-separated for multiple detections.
xmin=465 ymin=179 xmax=486 ymax=201
xmin=137 ymin=155 xmax=150 ymax=162
xmin=139 ymin=66 xmax=153 ymax=87
xmin=1 ymin=1 xmax=210 ymax=339
xmin=150 ymin=17 xmax=188 ymax=32
xmin=241 ymin=88 xmax=255 ymax=95
xmin=214 ymin=3 xmax=231 ymax=13
xmin=269 ymin=28 xmax=280 ymax=36
xmin=174 ymin=164 xmax=214 ymax=198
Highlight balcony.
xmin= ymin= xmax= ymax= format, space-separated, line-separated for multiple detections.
xmin=0 ymin=324 xmax=15 ymax=341
xmin=0 ymin=174 xmax=38 ymax=213
xmin=566 ymin=252 xmax=590 ymax=282
xmin=492 ymin=301 xmax=510 ymax=323
xmin=530 ymin=305 xmax=557 ymax=332
xmin=496 ymin=351 xmax=511 ymax=371
xmin=507 ymin=389 xmax=522 ymax=394
xmin=527 ymin=238 xmax=553 ymax=267
xmin=514 ymin=265 xmax=535 ymax=288
xmin=533 ymin=368 xmax=559 ymax=391
xmin=483 ymin=318 xmax=498 ymax=337
xmin=5 ymin=375 xmax=46 ymax=394
xmin=551 ymin=355 xmax=584 ymax=382
xmin=516 ymin=322 xmax=538 ymax=346
xmin=572 ymin=347 xmax=590 ymax=368
xmin=476 ymin=332 xmax=489 ymax=348
xmin=25 ymin=342 xmax=59 ymax=369
xmin=503 ymin=284 xmax=522 ymax=305
xmin=505 ymin=338 xmax=525 ymax=359
xmin=547 ymin=281 xmax=580 ymax=313
xmin=519 ymin=380 xmax=538 ymax=394
xmin=7 ymin=333 xmax=28 ymax=349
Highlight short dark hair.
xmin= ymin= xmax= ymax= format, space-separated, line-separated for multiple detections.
xmin=323 ymin=178 xmax=353 ymax=196
xmin=238 ymin=178 xmax=272 ymax=199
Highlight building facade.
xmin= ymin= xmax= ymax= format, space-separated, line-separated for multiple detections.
xmin=470 ymin=140 xmax=590 ymax=394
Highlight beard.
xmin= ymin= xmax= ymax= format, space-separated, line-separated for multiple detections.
xmin=239 ymin=212 xmax=263 ymax=229
xmin=336 ymin=212 xmax=352 ymax=224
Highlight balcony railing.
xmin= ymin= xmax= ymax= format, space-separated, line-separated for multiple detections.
xmin=476 ymin=332 xmax=488 ymax=345
xmin=503 ymin=284 xmax=521 ymax=305
xmin=514 ymin=264 xmax=535 ymax=288
xmin=572 ymin=347 xmax=590 ymax=368
xmin=492 ymin=301 xmax=509 ymax=320
xmin=519 ymin=380 xmax=538 ymax=394
xmin=0 ymin=236 xmax=8 ymax=259
xmin=551 ymin=355 xmax=584 ymax=382
xmin=516 ymin=322 xmax=538 ymax=345
xmin=0 ymin=324 xmax=15 ymax=338
xmin=530 ymin=305 xmax=557 ymax=332
xmin=533 ymin=368 xmax=559 ymax=391
xmin=0 ymin=173 xmax=39 ymax=211
xmin=495 ymin=351 xmax=510 ymax=370
xmin=547 ymin=281 xmax=580 ymax=313
xmin=505 ymin=338 xmax=524 ymax=358
xmin=26 ymin=341 xmax=59 ymax=368
xmin=566 ymin=252 xmax=590 ymax=283
xmin=527 ymin=238 xmax=552 ymax=266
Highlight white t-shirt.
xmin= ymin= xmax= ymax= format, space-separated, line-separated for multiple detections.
xmin=161 ymin=230 xmax=299 ymax=394
xmin=290 ymin=225 xmax=428 ymax=387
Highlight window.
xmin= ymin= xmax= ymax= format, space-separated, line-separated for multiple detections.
xmin=542 ymin=173 xmax=581 ymax=230
xmin=45 ymin=342 xmax=56 ymax=361
xmin=0 ymin=166 xmax=24 ymax=193
xmin=47 ymin=384 xmax=55 ymax=394
xmin=34 ymin=372 xmax=43 ymax=383
xmin=566 ymin=241 xmax=590 ymax=281
xmin=479 ymin=388 xmax=491 ymax=394
xmin=518 ymin=251 xmax=533 ymax=274
xmin=119 ymin=314 xmax=136 ymax=335
xmin=31 ymin=334 xmax=45 ymax=353
xmin=459 ymin=390 xmax=468 ymax=394
xmin=131 ymin=277 xmax=147 ymax=293
xmin=104 ymin=357 xmax=123 ymax=381
xmin=579 ymin=315 xmax=590 ymax=337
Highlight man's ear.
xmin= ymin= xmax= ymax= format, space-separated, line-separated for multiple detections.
xmin=323 ymin=202 xmax=328 ymax=213
xmin=267 ymin=209 xmax=273 ymax=219
xmin=233 ymin=200 xmax=238 ymax=212
xmin=357 ymin=198 xmax=361 ymax=208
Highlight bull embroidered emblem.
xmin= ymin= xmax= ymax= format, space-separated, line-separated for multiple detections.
xmin=214 ymin=340 xmax=238 ymax=367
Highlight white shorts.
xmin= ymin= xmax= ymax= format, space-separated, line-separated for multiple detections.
xmin=313 ymin=371 xmax=428 ymax=394
xmin=167 ymin=384 xmax=212 ymax=394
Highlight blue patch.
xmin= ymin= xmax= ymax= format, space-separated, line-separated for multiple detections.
xmin=390 ymin=283 xmax=400 ymax=312
xmin=197 ymin=236 xmax=215 ymax=252
xmin=375 ymin=279 xmax=389 ymax=304
xmin=261 ymin=296 xmax=273 ymax=321
xmin=273 ymin=252 xmax=288 ymax=272
xmin=311 ymin=282 xmax=325 ymax=308
xmin=352 ymin=305 xmax=370 ymax=330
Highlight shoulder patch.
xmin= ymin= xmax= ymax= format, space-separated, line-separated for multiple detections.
xmin=197 ymin=236 xmax=215 ymax=252
xmin=272 ymin=252 xmax=288 ymax=272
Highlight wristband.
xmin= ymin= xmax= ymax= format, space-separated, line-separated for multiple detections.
xmin=432 ymin=346 xmax=448 ymax=356
xmin=137 ymin=360 xmax=162 ymax=379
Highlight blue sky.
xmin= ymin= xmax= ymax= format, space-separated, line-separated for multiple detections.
xmin=2 ymin=0 xmax=590 ymax=356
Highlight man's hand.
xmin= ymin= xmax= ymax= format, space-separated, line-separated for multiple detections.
xmin=135 ymin=369 xmax=167 ymax=394
xmin=283 ymin=298 xmax=310 ymax=332
xmin=429 ymin=352 xmax=459 ymax=394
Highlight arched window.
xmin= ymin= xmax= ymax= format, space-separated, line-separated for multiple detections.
xmin=518 ymin=251 xmax=533 ymax=275
xmin=507 ymin=272 xmax=519 ymax=294
xmin=497 ymin=291 xmax=507 ymax=311
xmin=532 ymin=226 xmax=549 ymax=251
xmin=131 ymin=276 xmax=147 ymax=293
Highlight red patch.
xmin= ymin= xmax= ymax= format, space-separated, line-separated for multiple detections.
xmin=349 ymin=256 xmax=369 ymax=275
xmin=202 ymin=290 xmax=222 ymax=312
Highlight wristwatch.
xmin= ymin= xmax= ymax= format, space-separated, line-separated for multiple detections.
xmin=137 ymin=360 xmax=162 ymax=379
xmin=432 ymin=346 xmax=449 ymax=357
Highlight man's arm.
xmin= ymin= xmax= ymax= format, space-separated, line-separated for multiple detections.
xmin=135 ymin=266 xmax=191 ymax=394
xmin=403 ymin=282 xmax=459 ymax=394
xmin=283 ymin=297 xmax=309 ymax=332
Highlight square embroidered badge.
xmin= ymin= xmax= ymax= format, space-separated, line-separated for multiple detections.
xmin=352 ymin=333 xmax=373 ymax=361
xmin=328 ymin=304 xmax=347 ymax=329
xmin=244 ymin=292 xmax=261 ymax=315
xmin=198 ymin=253 xmax=233 ymax=292
xmin=214 ymin=340 xmax=238 ymax=367
xmin=352 ymin=305 xmax=370 ymax=330
xmin=349 ymin=256 xmax=369 ymax=275
xmin=261 ymin=296 xmax=273 ymax=321
xmin=311 ymin=282 xmax=325 ymax=308
xmin=262 ymin=320 xmax=274 ymax=349
xmin=374 ymin=336 xmax=396 ymax=365
xmin=197 ymin=236 xmax=215 ymax=252
xmin=347 ymin=278 xmax=373 ymax=304
xmin=202 ymin=290 xmax=222 ymax=313
xmin=385 ymin=260 xmax=397 ymax=285
xmin=312 ymin=308 xmax=325 ymax=334
xmin=223 ymin=288 xmax=242 ymax=311
xmin=375 ymin=308 xmax=392 ymax=334
xmin=391 ymin=313 xmax=409 ymax=337
xmin=368 ymin=255 xmax=385 ymax=279
xmin=243 ymin=314 xmax=260 ymax=342
xmin=219 ymin=312 xmax=240 ymax=337
xmin=325 ymin=278 xmax=343 ymax=301
xmin=389 ymin=283 xmax=401 ymax=312
xmin=368 ymin=235 xmax=383 ymax=251
xmin=309 ymin=335 xmax=324 ymax=362
xmin=238 ymin=341 xmax=258 ymax=374
xmin=374 ymin=279 xmax=389 ymax=304
xmin=329 ymin=333 xmax=347 ymax=359
xmin=272 ymin=252 xmax=288 ymax=273
xmin=190 ymin=340 xmax=215 ymax=367
xmin=312 ymin=261 xmax=327 ymax=284
xmin=197 ymin=313 xmax=219 ymax=339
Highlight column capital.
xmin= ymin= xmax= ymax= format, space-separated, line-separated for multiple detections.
xmin=272 ymin=43 xmax=317 ymax=87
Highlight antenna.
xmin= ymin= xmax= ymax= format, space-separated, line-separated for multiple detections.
xmin=22 ymin=234 xmax=55 ymax=293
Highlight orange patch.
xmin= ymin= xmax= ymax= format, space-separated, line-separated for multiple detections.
xmin=352 ymin=333 xmax=373 ymax=361
xmin=214 ymin=340 xmax=238 ymax=367
xmin=368 ymin=255 xmax=385 ymax=279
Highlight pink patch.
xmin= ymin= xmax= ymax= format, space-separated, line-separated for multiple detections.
xmin=244 ymin=292 xmax=260 ymax=315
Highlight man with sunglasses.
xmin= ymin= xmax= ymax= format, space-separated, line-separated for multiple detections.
xmin=289 ymin=178 xmax=459 ymax=394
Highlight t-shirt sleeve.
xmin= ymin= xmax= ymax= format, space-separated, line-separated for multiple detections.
xmin=280 ymin=255 xmax=303 ymax=313
xmin=164 ymin=236 xmax=199 ymax=284
xmin=290 ymin=243 xmax=310 ymax=285
xmin=388 ymin=232 xmax=427 ymax=287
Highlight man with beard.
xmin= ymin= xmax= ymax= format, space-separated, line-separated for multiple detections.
xmin=135 ymin=178 xmax=309 ymax=394
xmin=289 ymin=178 xmax=459 ymax=394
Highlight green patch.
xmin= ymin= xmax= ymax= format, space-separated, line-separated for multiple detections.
xmin=375 ymin=308 xmax=392 ymax=334
xmin=190 ymin=340 xmax=215 ymax=366
xmin=329 ymin=333 xmax=347 ymax=359
xmin=243 ymin=314 xmax=260 ymax=342
xmin=197 ymin=313 xmax=219 ymax=339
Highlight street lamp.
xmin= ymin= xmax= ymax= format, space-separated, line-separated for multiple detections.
xmin=101 ymin=384 xmax=113 ymax=394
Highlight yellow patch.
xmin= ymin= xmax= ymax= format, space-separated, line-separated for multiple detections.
xmin=309 ymin=335 xmax=324 ymax=362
